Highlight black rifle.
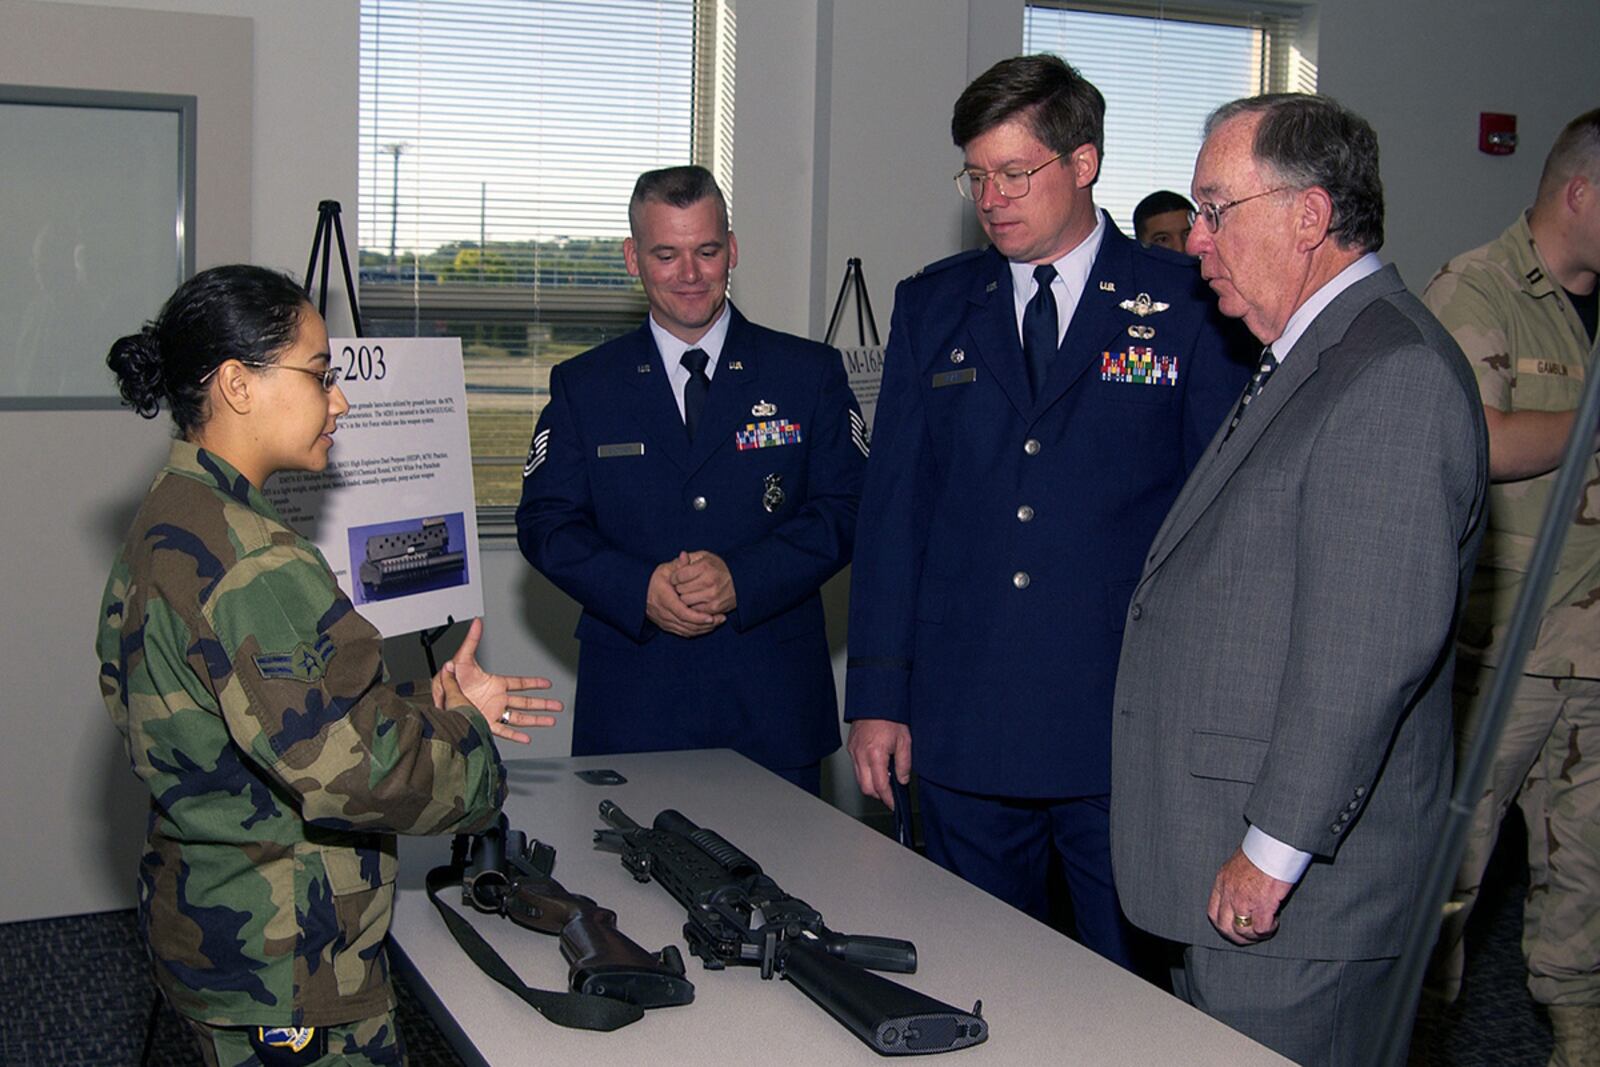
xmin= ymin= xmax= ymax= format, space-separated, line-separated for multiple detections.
xmin=455 ymin=816 xmax=694 ymax=1010
xmin=595 ymin=800 xmax=987 ymax=1055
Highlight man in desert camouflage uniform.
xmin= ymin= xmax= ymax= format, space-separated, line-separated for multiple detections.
xmin=1423 ymin=109 xmax=1600 ymax=1064
xmin=97 ymin=441 xmax=506 ymax=1065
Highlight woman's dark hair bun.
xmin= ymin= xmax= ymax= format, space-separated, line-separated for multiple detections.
xmin=106 ymin=324 xmax=166 ymax=420
xmin=105 ymin=265 xmax=309 ymax=435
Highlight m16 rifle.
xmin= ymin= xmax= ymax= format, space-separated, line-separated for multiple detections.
xmin=595 ymin=800 xmax=987 ymax=1055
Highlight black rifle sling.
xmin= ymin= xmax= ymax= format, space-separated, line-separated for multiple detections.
xmin=424 ymin=862 xmax=644 ymax=1031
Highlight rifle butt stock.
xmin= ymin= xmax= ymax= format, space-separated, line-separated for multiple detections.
xmin=778 ymin=938 xmax=987 ymax=1056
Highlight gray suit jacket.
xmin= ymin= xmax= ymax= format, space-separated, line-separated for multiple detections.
xmin=1109 ymin=265 xmax=1488 ymax=959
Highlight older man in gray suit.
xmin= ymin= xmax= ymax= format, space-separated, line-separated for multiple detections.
xmin=1109 ymin=95 xmax=1489 ymax=1065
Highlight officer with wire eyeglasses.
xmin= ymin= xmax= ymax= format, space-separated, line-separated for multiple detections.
xmin=844 ymin=53 xmax=1251 ymax=978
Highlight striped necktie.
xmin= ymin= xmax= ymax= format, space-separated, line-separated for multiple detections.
xmin=1221 ymin=346 xmax=1278 ymax=445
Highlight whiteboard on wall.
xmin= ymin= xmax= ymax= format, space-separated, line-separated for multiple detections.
xmin=0 ymin=85 xmax=195 ymax=408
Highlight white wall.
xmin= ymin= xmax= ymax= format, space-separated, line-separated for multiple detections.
xmin=0 ymin=0 xmax=357 ymax=922
xmin=10 ymin=0 xmax=1600 ymax=921
xmin=1317 ymin=0 xmax=1600 ymax=288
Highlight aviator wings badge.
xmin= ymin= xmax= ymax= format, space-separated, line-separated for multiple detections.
xmin=1120 ymin=292 xmax=1170 ymax=317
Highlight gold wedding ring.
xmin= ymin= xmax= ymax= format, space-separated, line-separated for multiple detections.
xmin=1232 ymin=914 xmax=1253 ymax=929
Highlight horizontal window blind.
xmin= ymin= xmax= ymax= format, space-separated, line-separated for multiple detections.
xmin=358 ymin=0 xmax=713 ymax=514
xmin=1025 ymin=3 xmax=1304 ymax=236
xmin=360 ymin=0 xmax=695 ymax=290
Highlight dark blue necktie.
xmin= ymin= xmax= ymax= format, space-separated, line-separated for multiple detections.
xmin=681 ymin=348 xmax=711 ymax=441
xmin=1022 ymin=264 xmax=1059 ymax=399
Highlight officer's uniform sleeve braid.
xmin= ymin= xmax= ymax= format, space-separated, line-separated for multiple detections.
xmin=202 ymin=541 xmax=504 ymax=835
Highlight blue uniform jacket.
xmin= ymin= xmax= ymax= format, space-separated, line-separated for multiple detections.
xmin=516 ymin=304 xmax=866 ymax=769
xmin=845 ymin=219 xmax=1252 ymax=797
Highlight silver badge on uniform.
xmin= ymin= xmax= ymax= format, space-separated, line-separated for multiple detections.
xmin=1127 ymin=324 xmax=1155 ymax=340
xmin=1120 ymin=292 xmax=1170 ymax=317
xmin=762 ymin=473 xmax=785 ymax=513
xmin=949 ymin=348 xmax=965 ymax=364
xmin=751 ymin=399 xmax=777 ymax=417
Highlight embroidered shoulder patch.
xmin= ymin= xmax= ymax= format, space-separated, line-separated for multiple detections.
xmin=253 ymin=634 xmax=336 ymax=683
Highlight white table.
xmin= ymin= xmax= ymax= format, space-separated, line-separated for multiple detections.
xmin=390 ymin=749 xmax=1288 ymax=1065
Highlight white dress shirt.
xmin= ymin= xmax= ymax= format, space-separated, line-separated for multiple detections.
xmin=649 ymin=304 xmax=733 ymax=423
xmin=1008 ymin=209 xmax=1107 ymax=346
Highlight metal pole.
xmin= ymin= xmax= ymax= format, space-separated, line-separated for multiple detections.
xmin=384 ymin=142 xmax=406 ymax=263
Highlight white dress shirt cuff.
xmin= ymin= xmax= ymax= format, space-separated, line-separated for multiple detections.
xmin=1242 ymin=825 xmax=1313 ymax=884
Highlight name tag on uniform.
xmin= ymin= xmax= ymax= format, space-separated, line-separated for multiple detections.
xmin=597 ymin=442 xmax=645 ymax=458
xmin=736 ymin=420 xmax=802 ymax=451
xmin=932 ymin=368 xmax=977 ymax=388
xmin=1101 ymin=347 xmax=1177 ymax=386
xmin=1517 ymin=357 xmax=1584 ymax=381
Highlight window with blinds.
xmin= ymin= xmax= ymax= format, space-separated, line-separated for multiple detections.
xmin=1024 ymin=2 xmax=1313 ymax=238
xmin=359 ymin=0 xmax=735 ymax=514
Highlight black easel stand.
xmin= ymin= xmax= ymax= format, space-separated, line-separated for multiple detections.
xmin=824 ymin=257 xmax=880 ymax=347
xmin=1372 ymin=330 xmax=1600 ymax=1065
xmin=304 ymin=199 xmax=365 ymax=337
xmin=420 ymin=615 xmax=457 ymax=676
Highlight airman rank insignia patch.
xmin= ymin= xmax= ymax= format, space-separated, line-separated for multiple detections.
xmin=253 ymin=634 xmax=336 ymax=683
xmin=736 ymin=420 xmax=802 ymax=451
xmin=849 ymin=410 xmax=869 ymax=457
xmin=524 ymin=428 xmax=550 ymax=477
xmin=1102 ymin=347 xmax=1177 ymax=386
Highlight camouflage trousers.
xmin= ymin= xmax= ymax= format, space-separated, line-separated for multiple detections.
xmin=182 ymin=1011 xmax=404 ymax=1066
xmin=1430 ymin=668 xmax=1600 ymax=1007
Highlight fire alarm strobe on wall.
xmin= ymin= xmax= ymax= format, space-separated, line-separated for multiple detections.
xmin=1480 ymin=112 xmax=1517 ymax=155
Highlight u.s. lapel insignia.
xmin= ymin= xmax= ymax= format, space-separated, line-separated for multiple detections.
xmin=636 ymin=363 xmax=652 ymax=374
xmin=1120 ymin=292 xmax=1169 ymax=317
xmin=985 ymin=281 xmax=999 ymax=293
xmin=762 ymin=473 xmax=785 ymax=513
xmin=751 ymin=399 xmax=777 ymax=418
xmin=1099 ymin=280 xmax=1116 ymax=292
xmin=727 ymin=360 xmax=744 ymax=371
xmin=950 ymin=348 xmax=965 ymax=364
xmin=1128 ymin=324 xmax=1155 ymax=340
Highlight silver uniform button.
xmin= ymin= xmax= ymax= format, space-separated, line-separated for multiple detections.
xmin=1023 ymin=438 xmax=1041 ymax=456
xmin=691 ymin=495 xmax=708 ymax=511
xmin=1016 ymin=505 xmax=1035 ymax=523
xmin=1130 ymin=603 xmax=1143 ymax=621
xmin=1012 ymin=571 xmax=1030 ymax=589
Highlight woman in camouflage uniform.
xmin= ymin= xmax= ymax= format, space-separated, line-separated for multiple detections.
xmin=97 ymin=265 xmax=560 ymax=1065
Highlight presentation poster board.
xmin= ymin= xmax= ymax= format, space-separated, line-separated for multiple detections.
xmin=839 ymin=345 xmax=885 ymax=440
xmin=264 ymin=337 xmax=483 ymax=638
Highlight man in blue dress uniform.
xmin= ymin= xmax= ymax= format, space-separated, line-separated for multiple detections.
xmin=517 ymin=166 xmax=866 ymax=795
xmin=845 ymin=55 xmax=1251 ymax=967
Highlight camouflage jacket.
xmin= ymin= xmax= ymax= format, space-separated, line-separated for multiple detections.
xmin=1424 ymin=213 xmax=1600 ymax=678
xmin=96 ymin=441 xmax=506 ymax=1027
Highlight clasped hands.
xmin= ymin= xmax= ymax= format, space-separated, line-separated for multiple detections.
xmin=646 ymin=550 xmax=736 ymax=637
